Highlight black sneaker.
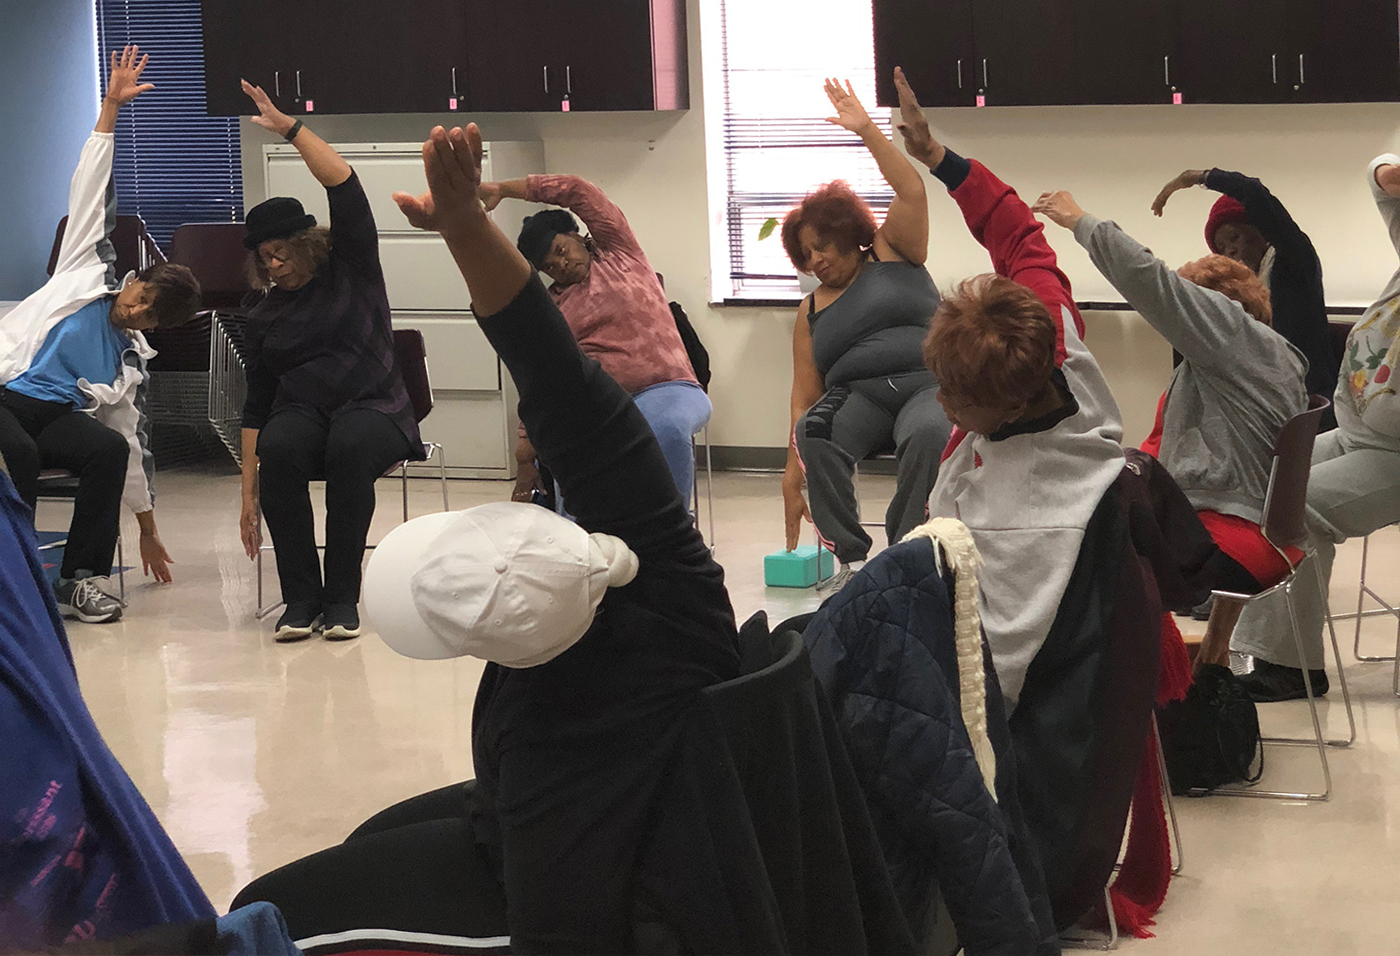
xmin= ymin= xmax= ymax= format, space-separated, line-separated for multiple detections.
xmin=322 ymin=603 xmax=361 ymax=641
xmin=1190 ymin=596 xmax=1214 ymax=621
xmin=275 ymin=601 xmax=322 ymax=643
xmin=54 ymin=577 xmax=123 ymax=624
xmin=1236 ymin=659 xmax=1329 ymax=702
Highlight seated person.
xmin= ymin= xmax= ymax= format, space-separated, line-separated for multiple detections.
xmin=235 ymin=79 xmax=425 ymax=643
xmin=1153 ymin=163 xmax=1338 ymax=428
xmin=1227 ymin=154 xmax=1400 ymax=700
xmin=1034 ymin=190 xmax=1309 ymax=673
xmin=387 ymin=124 xmax=742 ymax=952
xmin=782 ymin=76 xmax=950 ymax=591
xmin=893 ymin=68 xmax=1125 ymax=708
xmin=0 ymin=463 xmax=214 ymax=946
xmin=479 ymin=171 xmax=710 ymax=510
xmin=0 ymin=46 xmax=197 ymax=623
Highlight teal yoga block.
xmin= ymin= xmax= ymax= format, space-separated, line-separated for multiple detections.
xmin=764 ymin=545 xmax=836 ymax=588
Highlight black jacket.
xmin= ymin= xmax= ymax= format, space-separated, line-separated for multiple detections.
xmin=1205 ymin=168 xmax=1338 ymax=429
xmin=802 ymin=539 xmax=1058 ymax=956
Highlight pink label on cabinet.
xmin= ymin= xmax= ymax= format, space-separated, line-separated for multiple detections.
xmin=1173 ymin=92 xmax=1183 ymax=105
xmin=976 ymin=94 xmax=986 ymax=107
xmin=304 ymin=100 xmax=314 ymax=112
xmin=562 ymin=100 xmax=570 ymax=112
xmin=449 ymin=97 xmax=459 ymax=110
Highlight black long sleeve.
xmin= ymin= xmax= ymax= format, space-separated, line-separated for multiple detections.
xmin=475 ymin=274 xmax=708 ymax=569
xmin=1204 ymin=168 xmax=1313 ymax=267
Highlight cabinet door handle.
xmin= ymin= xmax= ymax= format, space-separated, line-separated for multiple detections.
xmin=543 ymin=65 xmax=549 ymax=92
xmin=982 ymin=58 xmax=988 ymax=88
xmin=957 ymin=59 xmax=963 ymax=89
xmin=1272 ymin=53 xmax=1277 ymax=84
xmin=274 ymin=70 xmax=280 ymax=97
xmin=452 ymin=67 xmax=458 ymax=96
xmin=1299 ymin=53 xmax=1305 ymax=85
xmin=1164 ymin=55 xmax=1170 ymax=86
xmin=295 ymin=70 xmax=302 ymax=98
xmin=566 ymin=65 xmax=572 ymax=95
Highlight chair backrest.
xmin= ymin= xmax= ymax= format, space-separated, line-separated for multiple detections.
xmin=393 ymin=328 xmax=434 ymax=424
xmin=1328 ymin=319 xmax=1355 ymax=365
xmin=167 ymin=222 xmax=253 ymax=312
xmin=1262 ymin=394 xmax=1331 ymax=550
xmin=46 ymin=214 xmax=164 ymax=277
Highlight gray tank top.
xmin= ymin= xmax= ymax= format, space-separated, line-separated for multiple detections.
xmin=807 ymin=257 xmax=941 ymax=387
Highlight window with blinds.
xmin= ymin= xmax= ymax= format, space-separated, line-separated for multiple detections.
xmin=709 ymin=0 xmax=892 ymax=302
xmin=96 ymin=0 xmax=242 ymax=250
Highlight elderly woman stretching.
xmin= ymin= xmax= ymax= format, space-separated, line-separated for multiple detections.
xmin=236 ymin=80 xmax=423 ymax=642
xmin=478 ymin=171 xmax=709 ymax=509
xmin=782 ymin=73 xmax=950 ymax=592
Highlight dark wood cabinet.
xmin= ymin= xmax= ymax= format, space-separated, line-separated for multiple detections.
xmin=874 ymin=0 xmax=976 ymax=108
xmin=202 ymin=0 xmax=688 ymax=116
xmin=870 ymin=0 xmax=1400 ymax=107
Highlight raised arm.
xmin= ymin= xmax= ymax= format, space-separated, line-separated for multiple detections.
xmin=53 ymin=46 xmax=152 ymax=278
xmin=783 ymin=300 xmax=822 ymax=550
xmin=823 ymin=78 xmax=927 ymax=264
xmin=1370 ymin=155 xmax=1400 ymax=255
xmin=1155 ymin=167 xmax=1314 ymax=265
xmin=393 ymin=126 xmax=698 ymax=557
xmin=241 ymin=79 xmax=350 ymax=188
xmin=516 ymin=174 xmax=641 ymax=257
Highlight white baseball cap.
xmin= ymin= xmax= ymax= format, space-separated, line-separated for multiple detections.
xmin=363 ymin=502 xmax=639 ymax=666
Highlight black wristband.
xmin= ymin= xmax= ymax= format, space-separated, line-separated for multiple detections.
xmin=284 ymin=119 xmax=304 ymax=142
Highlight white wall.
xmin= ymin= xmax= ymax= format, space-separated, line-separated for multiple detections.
xmin=238 ymin=0 xmax=1400 ymax=451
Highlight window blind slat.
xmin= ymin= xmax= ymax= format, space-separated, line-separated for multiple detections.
xmin=96 ymin=1 xmax=243 ymax=251
xmin=719 ymin=0 xmax=890 ymax=298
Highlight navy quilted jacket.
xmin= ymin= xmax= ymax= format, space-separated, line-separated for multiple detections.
xmin=802 ymin=538 xmax=1059 ymax=956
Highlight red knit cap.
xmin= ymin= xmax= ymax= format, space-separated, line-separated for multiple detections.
xmin=1204 ymin=195 xmax=1249 ymax=254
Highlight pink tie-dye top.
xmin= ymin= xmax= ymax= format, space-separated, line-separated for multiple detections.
xmin=525 ymin=175 xmax=697 ymax=394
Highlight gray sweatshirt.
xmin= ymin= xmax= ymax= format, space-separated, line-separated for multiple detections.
xmin=1074 ymin=214 xmax=1307 ymax=524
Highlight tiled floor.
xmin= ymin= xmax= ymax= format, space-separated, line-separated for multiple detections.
xmin=50 ymin=465 xmax=1400 ymax=952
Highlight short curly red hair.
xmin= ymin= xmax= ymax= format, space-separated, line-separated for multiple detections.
xmin=924 ymin=274 xmax=1058 ymax=410
xmin=1177 ymin=254 xmax=1273 ymax=326
xmin=781 ymin=180 xmax=877 ymax=272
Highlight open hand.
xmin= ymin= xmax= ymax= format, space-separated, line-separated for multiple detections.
xmin=1151 ymin=169 xmax=1208 ymax=217
xmin=479 ymin=182 xmax=504 ymax=213
xmin=139 ymin=531 xmax=174 ymax=583
xmin=239 ymin=499 xmax=262 ymax=561
xmin=241 ymin=78 xmax=295 ymax=136
xmin=893 ymin=67 xmax=944 ymax=168
xmin=1033 ymin=191 xmax=1087 ymax=230
xmin=106 ymin=45 xmax=154 ymax=107
xmin=393 ymin=125 xmax=487 ymax=238
xmin=823 ymin=78 xmax=873 ymax=135
xmin=783 ymin=482 xmax=814 ymax=551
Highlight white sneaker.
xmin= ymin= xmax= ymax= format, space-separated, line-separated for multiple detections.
xmin=54 ymin=577 xmax=124 ymax=624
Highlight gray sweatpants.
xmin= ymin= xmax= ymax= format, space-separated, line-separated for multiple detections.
xmin=1231 ymin=429 xmax=1400 ymax=668
xmin=795 ymin=375 xmax=951 ymax=563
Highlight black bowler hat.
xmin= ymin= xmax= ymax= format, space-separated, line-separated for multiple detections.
xmin=243 ymin=196 xmax=318 ymax=249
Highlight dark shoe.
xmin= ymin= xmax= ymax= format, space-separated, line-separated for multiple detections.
xmin=275 ymin=601 xmax=322 ymax=643
xmin=1191 ymin=596 xmax=1214 ymax=621
xmin=322 ymin=603 xmax=361 ymax=641
xmin=1236 ymin=659 xmax=1329 ymax=702
xmin=54 ymin=577 xmax=123 ymax=624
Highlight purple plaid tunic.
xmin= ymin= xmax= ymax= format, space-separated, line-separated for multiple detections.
xmin=240 ymin=171 xmax=423 ymax=458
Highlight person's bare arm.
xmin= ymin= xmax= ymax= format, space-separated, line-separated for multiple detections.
xmin=783 ymin=300 xmax=824 ymax=550
xmin=239 ymin=428 xmax=262 ymax=561
xmin=134 ymin=508 xmax=174 ymax=583
xmin=479 ymin=178 xmax=529 ymax=212
xmin=242 ymin=79 xmax=350 ymax=188
xmin=824 ymin=78 xmax=928 ymax=264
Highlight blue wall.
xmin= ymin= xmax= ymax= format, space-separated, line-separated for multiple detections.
xmin=0 ymin=0 xmax=98 ymax=300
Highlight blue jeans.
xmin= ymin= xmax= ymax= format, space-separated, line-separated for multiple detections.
xmin=553 ymin=380 xmax=711 ymax=518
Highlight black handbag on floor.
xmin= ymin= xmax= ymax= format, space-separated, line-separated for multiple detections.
xmin=1157 ymin=663 xmax=1263 ymax=795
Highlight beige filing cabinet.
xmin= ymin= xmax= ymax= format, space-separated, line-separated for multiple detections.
xmin=263 ymin=140 xmax=545 ymax=478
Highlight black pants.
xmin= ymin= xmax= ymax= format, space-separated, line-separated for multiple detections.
xmin=0 ymin=387 xmax=127 ymax=578
xmin=256 ymin=407 xmax=413 ymax=605
xmin=230 ymin=783 xmax=510 ymax=953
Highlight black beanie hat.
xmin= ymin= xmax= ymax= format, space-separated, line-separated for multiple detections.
xmin=243 ymin=196 xmax=318 ymax=249
xmin=517 ymin=209 xmax=581 ymax=268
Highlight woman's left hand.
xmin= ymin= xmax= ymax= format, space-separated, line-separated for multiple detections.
xmin=824 ymin=78 xmax=873 ymax=135
xmin=139 ymin=531 xmax=175 ymax=584
xmin=241 ymin=78 xmax=295 ymax=136
xmin=1033 ymin=191 xmax=1088 ymax=230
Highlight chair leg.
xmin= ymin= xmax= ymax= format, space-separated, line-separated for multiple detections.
xmin=1153 ymin=714 xmax=1184 ymax=876
xmin=254 ymin=512 xmax=284 ymax=620
xmin=1314 ymin=559 xmax=1356 ymax=746
xmin=1213 ymin=576 xmax=1332 ymax=801
xmin=1347 ymin=534 xmax=1400 ymax=662
xmin=116 ymin=536 xmax=127 ymax=607
xmin=402 ymin=462 xmax=410 ymax=523
xmin=437 ymin=443 xmax=449 ymax=512
xmin=1059 ymin=886 xmax=1120 ymax=951
xmin=704 ymin=428 xmax=715 ymax=552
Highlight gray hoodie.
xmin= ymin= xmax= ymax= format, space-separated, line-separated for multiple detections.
xmin=1074 ymin=214 xmax=1307 ymax=524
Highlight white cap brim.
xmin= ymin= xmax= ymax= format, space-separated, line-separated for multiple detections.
xmin=364 ymin=511 xmax=465 ymax=660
